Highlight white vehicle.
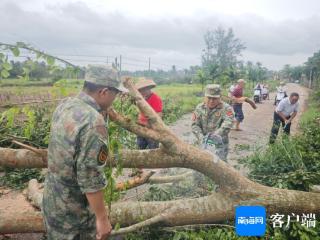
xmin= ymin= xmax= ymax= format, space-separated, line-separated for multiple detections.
xmin=275 ymin=87 xmax=287 ymax=106
xmin=261 ymin=86 xmax=269 ymax=100
xmin=253 ymin=89 xmax=262 ymax=103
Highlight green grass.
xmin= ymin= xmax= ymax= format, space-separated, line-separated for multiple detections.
xmin=154 ymin=83 xmax=203 ymax=123
xmin=240 ymin=90 xmax=320 ymax=192
xmin=299 ymin=91 xmax=320 ymax=126
xmin=0 ymin=78 xmax=52 ymax=87
xmin=155 ymin=83 xmax=202 ymax=96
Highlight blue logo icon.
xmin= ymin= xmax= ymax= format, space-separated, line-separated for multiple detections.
xmin=235 ymin=206 xmax=266 ymax=236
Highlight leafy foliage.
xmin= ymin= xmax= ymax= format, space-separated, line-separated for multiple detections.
xmin=0 ymin=42 xmax=84 ymax=84
xmin=0 ymin=168 xmax=44 ymax=190
xmin=202 ymin=27 xmax=247 ymax=85
xmin=0 ymin=105 xmax=52 ymax=189
xmin=240 ymin=92 xmax=320 ymax=191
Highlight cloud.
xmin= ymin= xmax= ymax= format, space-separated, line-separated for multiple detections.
xmin=0 ymin=0 xmax=319 ymax=70
xmin=231 ymin=14 xmax=320 ymax=55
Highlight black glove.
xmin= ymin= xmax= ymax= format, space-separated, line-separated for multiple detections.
xmin=207 ymin=133 xmax=223 ymax=146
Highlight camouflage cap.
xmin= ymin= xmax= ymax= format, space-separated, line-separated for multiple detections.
xmin=205 ymin=84 xmax=221 ymax=98
xmin=85 ymin=65 xmax=127 ymax=92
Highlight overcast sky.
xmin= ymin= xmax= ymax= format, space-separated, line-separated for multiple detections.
xmin=1 ymin=0 xmax=320 ymax=71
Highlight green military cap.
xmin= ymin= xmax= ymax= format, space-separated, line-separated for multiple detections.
xmin=85 ymin=65 xmax=127 ymax=92
xmin=205 ymin=84 xmax=221 ymax=98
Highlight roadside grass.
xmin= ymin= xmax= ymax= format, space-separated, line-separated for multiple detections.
xmin=299 ymin=90 xmax=320 ymax=126
xmin=240 ymin=90 xmax=320 ymax=192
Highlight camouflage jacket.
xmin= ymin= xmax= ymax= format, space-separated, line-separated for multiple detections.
xmin=42 ymin=91 xmax=108 ymax=232
xmin=191 ymin=102 xmax=234 ymax=144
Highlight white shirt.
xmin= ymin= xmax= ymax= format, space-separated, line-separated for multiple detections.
xmin=276 ymin=97 xmax=299 ymax=117
xmin=277 ymin=86 xmax=286 ymax=92
xmin=262 ymin=87 xmax=268 ymax=94
xmin=229 ymin=85 xmax=235 ymax=92
xmin=228 ymin=85 xmax=235 ymax=97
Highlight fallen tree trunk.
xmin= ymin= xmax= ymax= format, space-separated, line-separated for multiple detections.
xmin=1 ymin=179 xmax=320 ymax=234
xmin=0 ymin=77 xmax=319 ymax=234
xmin=24 ymin=171 xmax=156 ymax=209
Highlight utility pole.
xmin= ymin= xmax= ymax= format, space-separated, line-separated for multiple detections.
xmin=114 ymin=57 xmax=118 ymax=69
xmin=148 ymin=57 xmax=151 ymax=75
xmin=119 ymin=55 xmax=122 ymax=75
xmin=309 ymin=69 xmax=313 ymax=88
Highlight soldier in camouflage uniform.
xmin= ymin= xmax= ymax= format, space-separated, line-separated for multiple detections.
xmin=192 ymin=84 xmax=234 ymax=161
xmin=42 ymin=65 xmax=126 ymax=240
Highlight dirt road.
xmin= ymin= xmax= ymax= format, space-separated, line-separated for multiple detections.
xmin=170 ymin=83 xmax=310 ymax=174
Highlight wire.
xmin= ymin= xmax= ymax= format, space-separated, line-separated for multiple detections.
xmin=2 ymin=50 xmax=186 ymax=71
xmin=55 ymin=53 xmax=115 ymax=59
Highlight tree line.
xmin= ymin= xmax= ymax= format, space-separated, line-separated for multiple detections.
xmin=280 ymin=51 xmax=320 ymax=89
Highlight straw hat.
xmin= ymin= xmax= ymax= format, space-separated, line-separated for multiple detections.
xmin=135 ymin=78 xmax=156 ymax=90
xmin=237 ymin=79 xmax=246 ymax=83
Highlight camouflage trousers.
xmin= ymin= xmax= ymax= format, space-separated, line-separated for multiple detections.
xmin=44 ymin=216 xmax=96 ymax=240
xmin=42 ymin=174 xmax=98 ymax=240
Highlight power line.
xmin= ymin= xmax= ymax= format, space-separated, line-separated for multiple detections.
xmin=121 ymin=62 xmax=149 ymax=68
xmin=54 ymin=53 xmax=115 ymax=59
xmin=56 ymin=54 xmax=182 ymax=69
xmin=122 ymin=56 xmax=149 ymax=63
xmin=63 ymin=58 xmax=109 ymax=64
xmin=2 ymin=44 xmax=188 ymax=69
xmin=2 ymin=50 xmax=187 ymax=71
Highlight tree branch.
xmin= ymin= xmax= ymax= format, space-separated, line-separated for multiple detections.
xmin=27 ymin=179 xmax=43 ymax=209
xmin=12 ymin=140 xmax=47 ymax=158
xmin=149 ymin=171 xmax=194 ymax=184
xmin=111 ymin=212 xmax=167 ymax=236
xmin=0 ymin=42 xmax=79 ymax=69
xmin=107 ymin=108 xmax=163 ymax=142
xmin=122 ymin=77 xmax=165 ymax=131
xmin=121 ymin=78 xmax=179 ymax=151
xmin=116 ymin=170 xmax=155 ymax=191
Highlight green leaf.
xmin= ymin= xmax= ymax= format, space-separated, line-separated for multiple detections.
xmin=2 ymin=62 xmax=12 ymax=71
xmin=46 ymin=56 xmax=55 ymax=65
xmin=36 ymin=52 xmax=42 ymax=59
xmin=11 ymin=47 xmax=20 ymax=57
xmin=1 ymin=69 xmax=10 ymax=78
xmin=114 ymin=223 xmax=121 ymax=231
